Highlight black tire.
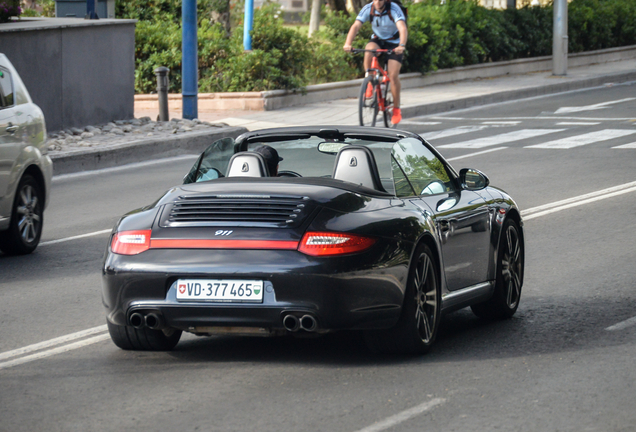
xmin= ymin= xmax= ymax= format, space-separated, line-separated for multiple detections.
xmin=471 ymin=218 xmax=524 ymax=320
xmin=107 ymin=321 xmax=182 ymax=351
xmin=364 ymin=244 xmax=441 ymax=354
xmin=359 ymin=75 xmax=378 ymax=127
xmin=0 ymin=174 xmax=43 ymax=255
xmin=383 ymin=81 xmax=394 ymax=128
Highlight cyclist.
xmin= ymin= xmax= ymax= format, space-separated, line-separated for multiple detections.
xmin=343 ymin=0 xmax=408 ymax=125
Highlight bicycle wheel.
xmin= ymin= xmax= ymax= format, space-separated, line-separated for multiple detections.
xmin=359 ymin=76 xmax=378 ymax=127
xmin=383 ymin=81 xmax=394 ymax=128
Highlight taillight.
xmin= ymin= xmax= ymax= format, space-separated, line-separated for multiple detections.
xmin=111 ymin=230 xmax=151 ymax=255
xmin=298 ymin=231 xmax=376 ymax=256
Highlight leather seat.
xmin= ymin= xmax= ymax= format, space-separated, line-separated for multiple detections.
xmin=332 ymin=145 xmax=385 ymax=192
xmin=226 ymin=152 xmax=270 ymax=177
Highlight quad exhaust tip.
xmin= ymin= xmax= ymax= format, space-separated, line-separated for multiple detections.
xmin=282 ymin=313 xmax=318 ymax=332
xmin=129 ymin=311 xmax=165 ymax=330
xmin=130 ymin=312 xmax=145 ymax=329
xmin=282 ymin=314 xmax=300 ymax=332
xmin=300 ymin=315 xmax=317 ymax=332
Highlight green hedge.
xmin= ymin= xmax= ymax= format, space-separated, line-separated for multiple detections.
xmin=121 ymin=0 xmax=636 ymax=94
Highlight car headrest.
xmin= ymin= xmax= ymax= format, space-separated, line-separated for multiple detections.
xmin=332 ymin=145 xmax=385 ymax=192
xmin=226 ymin=152 xmax=270 ymax=177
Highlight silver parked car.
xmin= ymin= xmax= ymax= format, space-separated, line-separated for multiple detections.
xmin=0 ymin=54 xmax=52 ymax=255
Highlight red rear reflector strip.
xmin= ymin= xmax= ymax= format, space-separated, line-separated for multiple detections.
xmin=298 ymin=231 xmax=376 ymax=256
xmin=149 ymin=239 xmax=299 ymax=250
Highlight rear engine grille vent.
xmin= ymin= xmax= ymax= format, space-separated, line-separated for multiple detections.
xmin=163 ymin=194 xmax=313 ymax=228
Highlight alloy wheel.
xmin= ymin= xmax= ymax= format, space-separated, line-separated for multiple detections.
xmin=16 ymin=184 xmax=41 ymax=244
xmin=413 ymin=252 xmax=438 ymax=343
xmin=502 ymin=224 xmax=522 ymax=309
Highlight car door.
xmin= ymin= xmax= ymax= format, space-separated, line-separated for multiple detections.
xmin=391 ymin=138 xmax=492 ymax=291
xmin=0 ymin=65 xmax=21 ymax=211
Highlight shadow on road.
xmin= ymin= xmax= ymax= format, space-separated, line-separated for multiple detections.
xmin=155 ymin=295 xmax=636 ymax=367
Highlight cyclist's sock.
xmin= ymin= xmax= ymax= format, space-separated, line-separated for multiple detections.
xmin=365 ymin=83 xmax=373 ymax=98
xmin=391 ymin=108 xmax=402 ymax=124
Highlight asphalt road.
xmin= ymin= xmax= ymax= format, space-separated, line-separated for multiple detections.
xmin=1 ymin=84 xmax=636 ymax=432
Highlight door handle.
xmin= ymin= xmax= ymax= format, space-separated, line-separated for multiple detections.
xmin=6 ymin=125 xmax=18 ymax=134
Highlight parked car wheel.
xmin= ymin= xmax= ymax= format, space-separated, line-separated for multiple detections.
xmin=365 ymin=243 xmax=441 ymax=354
xmin=0 ymin=175 xmax=43 ymax=255
xmin=107 ymin=321 xmax=182 ymax=351
xmin=471 ymin=218 xmax=524 ymax=320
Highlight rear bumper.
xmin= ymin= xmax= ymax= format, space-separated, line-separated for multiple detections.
xmin=102 ymin=247 xmax=410 ymax=332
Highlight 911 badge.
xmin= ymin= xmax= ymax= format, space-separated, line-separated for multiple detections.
xmin=215 ymin=230 xmax=233 ymax=236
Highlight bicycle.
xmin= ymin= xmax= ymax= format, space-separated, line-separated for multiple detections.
xmin=352 ymin=49 xmax=395 ymax=128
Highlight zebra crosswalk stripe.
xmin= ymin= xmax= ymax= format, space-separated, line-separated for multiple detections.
xmin=612 ymin=142 xmax=636 ymax=149
xmin=526 ymin=129 xmax=636 ymax=149
xmin=420 ymin=126 xmax=489 ymax=140
xmin=438 ymin=129 xmax=565 ymax=149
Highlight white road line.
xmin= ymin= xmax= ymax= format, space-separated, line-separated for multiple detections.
xmin=40 ymin=229 xmax=112 ymax=246
xmin=7 ymin=180 xmax=636 ymax=370
xmin=482 ymin=121 xmax=521 ymax=125
xmin=605 ymin=316 xmax=636 ymax=331
xmin=526 ymin=129 xmax=636 ymax=149
xmin=446 ymin=147 xmax=508 ymax=161
xmin=354 ymin=398 xmax=446 ymax=432
xmin=401 ymin=121 xmax=441 ymax=125
xmin=522 ymin=185 xmax=636 ymax=220
xmin=521 ymin=180 xmax=636 ymax=217
xmin=0 ymin=325 xmax=108 ymax=361
xmin=556 ymin=122 xmax=601 ymax=126
xmin=0 ymin=334 xmax=111 ymax=371
xmin=420 ymin=125 xmax=490 ymax=140
xmin=612 ymin=142 xmax=636 ymax=149
xmin=438 ymin=129 xmax=564 ymax=149
xmin=431 ymin=116 xmax=636 ymax=121
xmin=53 ymin=154 xmax=198 ymax=181
xmin=554 ymin=97 xmax=636 ymax=114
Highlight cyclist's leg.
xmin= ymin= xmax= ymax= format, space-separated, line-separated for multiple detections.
xmin=364 ymin=41 xmax=380 ymax=71
xmin=387 ymin=59 xmax=402 ymax=108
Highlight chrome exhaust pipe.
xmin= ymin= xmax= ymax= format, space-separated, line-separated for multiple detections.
xmin=300 ymin=315 xmax=318 ymax=332
xmin=130 ymin=312 xmax=145 ymax=329
xmin=282 ymin=314 xmax=300 ymax=332
xmin=145 ymin=313 xmax=164 ymax=330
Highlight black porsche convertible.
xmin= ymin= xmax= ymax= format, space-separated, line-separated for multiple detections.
xmin=102 ymin=126 xmax=524 ymax=354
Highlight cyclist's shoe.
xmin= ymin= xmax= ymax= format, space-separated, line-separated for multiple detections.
xmin=365 ymin=83 xmax=373 ymax=98
xmin=391 ymin=108 xmax=402 ymax=125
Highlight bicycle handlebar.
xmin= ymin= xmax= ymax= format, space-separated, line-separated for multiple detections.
xmin=350 ymin=48 xmax=394 ymax=55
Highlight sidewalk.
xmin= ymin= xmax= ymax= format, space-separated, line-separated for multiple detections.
xmin=53 ymin=57 xmax=636 ymax=176
xmin=135 ymin=58 xmax=636 ymax=131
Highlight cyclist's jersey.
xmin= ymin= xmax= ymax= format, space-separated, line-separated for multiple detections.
xmin=356 ymin=2 xmax=405 ymax=44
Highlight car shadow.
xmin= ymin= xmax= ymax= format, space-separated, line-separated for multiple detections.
xmin=164 ymin=294 xmax=636 ymax=366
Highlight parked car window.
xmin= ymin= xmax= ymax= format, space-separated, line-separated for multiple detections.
xmin=391 ymin=138 xmax=454 ymax=197
xmin=0 ymin=68 xmax=14 ymax=108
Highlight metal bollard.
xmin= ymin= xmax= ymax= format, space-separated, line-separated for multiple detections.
xmin=154 ymin=67 xmax=170 ymax=122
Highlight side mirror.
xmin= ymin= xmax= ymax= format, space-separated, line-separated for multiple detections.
xmin=459 ymin=168 xmax=489 ymax=191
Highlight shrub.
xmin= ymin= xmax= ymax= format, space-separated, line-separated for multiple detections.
xmin=122 ymin=0 xmax=636 ymax=93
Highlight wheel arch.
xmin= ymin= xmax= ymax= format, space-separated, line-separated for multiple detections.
xmin=22 ymin=164 xmax=47 ymax=208
xmin=409 ymin=232 xmax=444 ymax=295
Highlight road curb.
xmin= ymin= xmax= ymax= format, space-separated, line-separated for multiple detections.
xmin=50 ymin=126 xmax=248 ymax=176
xmin=402 ymin=70 xmax=636 ymax=118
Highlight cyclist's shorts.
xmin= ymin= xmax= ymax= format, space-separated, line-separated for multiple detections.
xmin=368 ymin=37 xmax=404 ymax=64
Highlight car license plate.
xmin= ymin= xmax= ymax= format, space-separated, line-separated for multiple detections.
xmin=176 ymin=279 xmax=263 ymax=302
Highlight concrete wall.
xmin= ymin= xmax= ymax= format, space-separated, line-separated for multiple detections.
xmin=0 ymin=18 xmax=136 ymax=131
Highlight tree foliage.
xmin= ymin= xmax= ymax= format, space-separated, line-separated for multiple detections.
xmin=120 ymin=0 xmax=636 ymax=94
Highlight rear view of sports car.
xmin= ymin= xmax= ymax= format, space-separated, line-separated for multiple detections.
xmin=102 ymin=126 xmax=524 ymax=354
